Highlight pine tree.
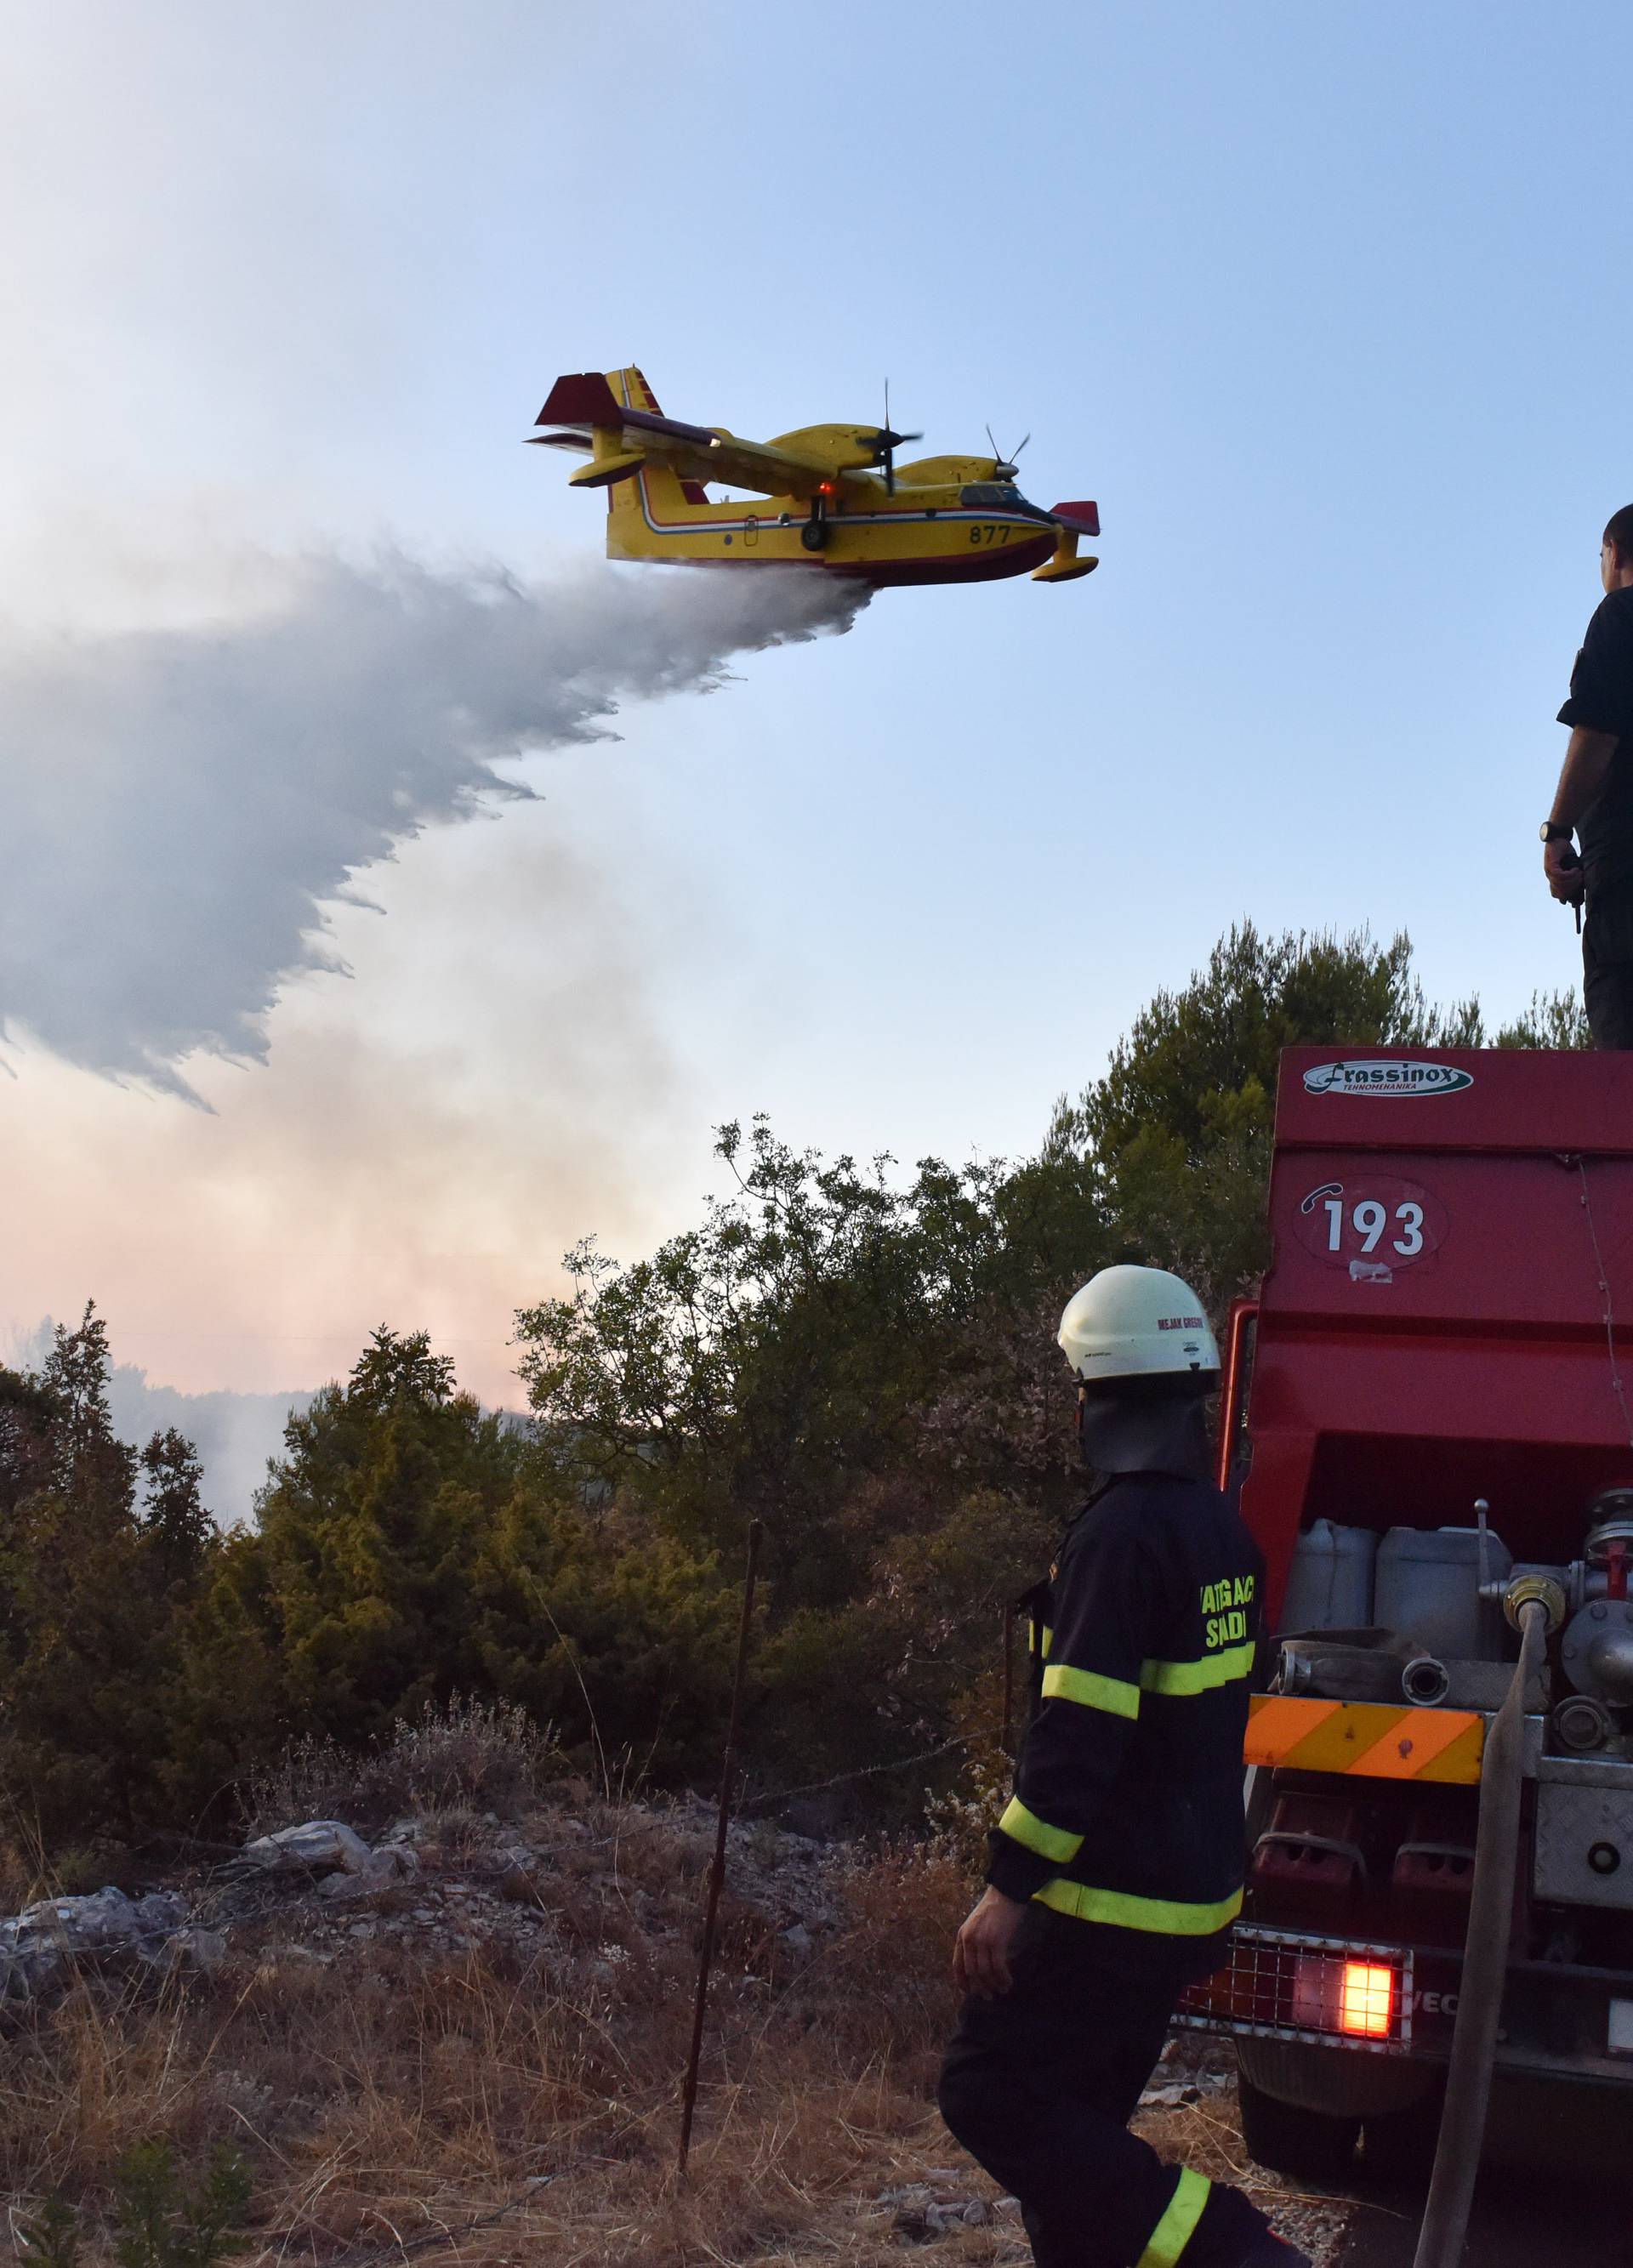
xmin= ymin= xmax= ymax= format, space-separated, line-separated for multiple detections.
xmin=0 ymin=1307 xmax=214 ymax=1841
xmin=140 ymin=1429 xmax=212 ymax=1583
xmin=196 ymin=1330 xmax=524 ymax=1751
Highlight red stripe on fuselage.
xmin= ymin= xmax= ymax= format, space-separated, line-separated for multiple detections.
xmin=624 ymin=539 xmax=1056 ymax=587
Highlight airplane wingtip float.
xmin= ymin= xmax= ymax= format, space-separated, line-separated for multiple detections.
xmin=529 ymin=367 xmax=1099 ymax=588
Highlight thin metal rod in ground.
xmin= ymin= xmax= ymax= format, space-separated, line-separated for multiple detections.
xmin=1001 ymin=1601 xmax=1016 ymax=1759
xmin=677 ymin=1516 xmax=764 ymax=2177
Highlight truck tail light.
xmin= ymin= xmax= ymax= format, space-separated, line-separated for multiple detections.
xmin=1340 ymin=1962 xmax=1395 ymax=2038
xmin=1292 ymin=1953 xmax=1398 ymax=2037
xmin=1180 ymin=1927 xmax=1412 ymax=2050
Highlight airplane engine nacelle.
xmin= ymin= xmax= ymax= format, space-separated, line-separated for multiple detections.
xmin=765 ymin=424 xmax=881 ymax=472
xmin=890 ymin=455 xmax=1001 ymax=487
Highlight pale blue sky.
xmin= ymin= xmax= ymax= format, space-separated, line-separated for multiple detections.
xmin=3 ymin=0 xmax=1630 ymax=1415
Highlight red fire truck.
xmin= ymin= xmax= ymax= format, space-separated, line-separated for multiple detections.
xmin=1182 ymin=1047 xmax=1633 ymax=2176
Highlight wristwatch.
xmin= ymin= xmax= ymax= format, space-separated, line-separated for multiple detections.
xmin=1540 ymin=821 xmax=1574 ymax=844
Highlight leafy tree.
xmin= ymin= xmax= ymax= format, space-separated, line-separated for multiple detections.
xmin=516 ymin=928 xmax=1518 ymax=1618
xmin=0 ymin=1307 xmax=212 ymax=1839
xmin=1494 ymin=987 xmax=1591 ymax=1049
xmin=515 ymin=1120 xmax=1025 ymax=1608
xmin=0 ymin=925 xmax=1593 ymax=1852
xmin=754 ymin=1490 xmax=1055 ymax=1793
xmin=139 ymin=1430 xmax=212 ymax=1583
xmin=36 ymin=1304 xmax=139 ymax=1520
xmin=196 ymin=1328 xmax=523 ymax=1750
xmin=176 ymin=1326 xmax=749 ymax=1789
xmin=469 ymin=1499 xmax=741 ymax=1782
xmin=346 ymin=1327 xmax=458 ymax=1413
xmin=1058 ymin=922 xmax=1482 ymax=1164
xmin=1045 ymin=922 xmax=1491 ymax=1308
xmin=509 ymin=921 xmax=1596 ymax=1807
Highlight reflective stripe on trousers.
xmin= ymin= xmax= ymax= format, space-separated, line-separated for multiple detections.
xmin=1138 ymin=2167 xmax=1211 ymax=2266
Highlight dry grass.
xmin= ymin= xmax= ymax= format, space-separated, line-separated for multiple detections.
xmin=0 ymin=1787 xmax=1358 ymax=2267
xmin=242 ymin=1699 xmax=566 ymax=1839
xmin=0 ymin=1812 xmax=983 ymax=2268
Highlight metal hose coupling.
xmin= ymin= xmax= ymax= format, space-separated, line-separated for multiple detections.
xmin=1403 ymin=1656 xmax=1452 ymax=1707
xmin=1504 ymin=1572 xmax=1566 ymax=1635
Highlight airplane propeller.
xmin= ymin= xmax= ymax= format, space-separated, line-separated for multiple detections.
xmin=864 ymin=379 xmax=923 ymax=494
xmin=986 ymin=424 xmax=1031 ymax=481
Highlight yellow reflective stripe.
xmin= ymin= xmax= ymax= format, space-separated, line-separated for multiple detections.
xmin=1033 ymin=1623 xmax=1054 ymax=1662
xmin=1041 ymin=1662 xmax=1141 ymax=1718
xmin=1137 ymin=2167 xmax=1211 ymax=2268
xmin=1033 ymin=1878 xmax=1243 ymax=1935
xmin=1141 ymin=1641 xmax=1255 ymax=1695
xmin=999 ymin=1798 xmax=1083 ymax=1864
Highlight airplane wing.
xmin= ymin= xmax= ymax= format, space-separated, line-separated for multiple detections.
xmin=531 ymin=372 xmax=831 ymax=499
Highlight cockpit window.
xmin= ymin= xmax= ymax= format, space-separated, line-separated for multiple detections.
xmin=959 ymin=481 xmax=1021 ymax=507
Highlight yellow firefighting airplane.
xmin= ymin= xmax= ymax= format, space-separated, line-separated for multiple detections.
xmin=530 ymin=367 xmax=1099 ymax=588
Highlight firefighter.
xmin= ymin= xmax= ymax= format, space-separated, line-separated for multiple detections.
xmin=937 ymin=1265 xmax=1306 ymax=2268
xmin=1544 ymin=503 xmax=1633 ymax=1045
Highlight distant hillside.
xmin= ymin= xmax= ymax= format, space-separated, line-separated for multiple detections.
xmin=104 ymin=1366 xmax=317 ymax=1524
xmin=9 ymin=1318 xmax=314 ymax=1523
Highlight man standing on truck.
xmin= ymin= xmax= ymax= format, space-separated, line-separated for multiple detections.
xmin=1544 ymin=503 xmax=1633 ymax=1044
xmin=938 ymin=1265 xmax=1305 ymax=2268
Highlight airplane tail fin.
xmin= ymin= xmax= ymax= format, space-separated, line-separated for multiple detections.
xmin=602 ymin=367 xmax=709 ymax=552
xmin=612 ymin=366 xmax=663 ymax=418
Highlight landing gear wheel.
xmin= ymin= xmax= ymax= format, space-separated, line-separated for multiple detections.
xmin=800 ymin=517 xmax=828 ymax=552
xmin=1238 ymin=2075 xmax=1359 ymax=2182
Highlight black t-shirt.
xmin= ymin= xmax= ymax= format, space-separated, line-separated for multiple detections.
xmin=1559 ymin=588 xmax=1633 ymax=894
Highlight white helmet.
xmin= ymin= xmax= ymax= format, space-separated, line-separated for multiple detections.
xmin=1057 ymin=1265 xmax=1220 ymax=1382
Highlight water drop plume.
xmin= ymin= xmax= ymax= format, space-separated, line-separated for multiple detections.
xmin=0 ymin=551 xmax=867 ymax=1095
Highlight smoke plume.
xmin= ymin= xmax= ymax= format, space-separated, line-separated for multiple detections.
xmin=0 ymin=552 xmax=866 ymax=1093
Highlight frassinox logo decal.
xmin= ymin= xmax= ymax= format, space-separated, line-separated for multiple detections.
xmin=1303 ymin=1059 xmax=1475 ymax=1099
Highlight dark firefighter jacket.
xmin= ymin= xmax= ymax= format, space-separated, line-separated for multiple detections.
xmin=987 ymin=1470 xmax=1264 ymax=1969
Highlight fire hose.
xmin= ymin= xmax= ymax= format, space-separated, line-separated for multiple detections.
xmin=1410 ymin=1589 xmax=1554 ymax=2268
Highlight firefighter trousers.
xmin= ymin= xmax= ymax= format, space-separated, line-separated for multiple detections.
xmin=937 ymin=1904 xmax=1272 ymax=2268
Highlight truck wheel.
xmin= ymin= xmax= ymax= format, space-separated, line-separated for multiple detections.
xmin=1238 ymin=2074 xmax=1358 ymax=2181
xmin=1363 ymin=2093 xmax=1442 ymax=2186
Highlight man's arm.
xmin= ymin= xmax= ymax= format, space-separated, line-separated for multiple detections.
xmin=1545 ymin=726 xmax=1619 ymax=902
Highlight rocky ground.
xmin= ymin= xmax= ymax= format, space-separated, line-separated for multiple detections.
xmin=0 ymin=1793 xmax=1380 ymax=2265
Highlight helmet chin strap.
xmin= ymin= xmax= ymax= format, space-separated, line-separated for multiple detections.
xmin=1076 ymin=1379 xmax=1216 ymax=1478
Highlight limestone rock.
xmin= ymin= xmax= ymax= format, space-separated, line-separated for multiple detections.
xmin=0 ymin=1884 xmax=196 ymax=1999
xmin=163 ymin=1926 xmax=227 ymax=1975
xmin=237 ymin=1820 xmax=374 ymax=1877
xmin=877 ymin=2181 xmax=992 ymax=2239
xmin=316 ymin=1846 xmax=418 ymax=1901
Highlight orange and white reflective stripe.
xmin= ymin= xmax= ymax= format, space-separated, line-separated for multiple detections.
xmin=1245 ymin=1695 xmax=1485 ymax=1783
